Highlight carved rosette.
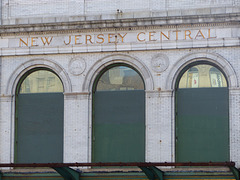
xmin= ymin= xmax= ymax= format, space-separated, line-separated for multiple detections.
xmin=68 ymin=56 xmax=86 ymax=76
xmin=151 ymin=54 xmax=169 ymax=73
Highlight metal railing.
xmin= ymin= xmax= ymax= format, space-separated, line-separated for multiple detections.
xmin=0 ymin=162 xmax=239 ymax=180
xmin=0 ymin=161 xmax=236 ymax=168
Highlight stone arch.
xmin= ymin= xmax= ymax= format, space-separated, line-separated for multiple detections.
xmin=6 ymin=59 xmax=72 ymax=95
xmin=82 ymin=54 xmax=154 ymax=92
xmin=173 ymin=52 xmax=232 ymax=162
xmin=166 ymin=52 xmax=238 ymax=90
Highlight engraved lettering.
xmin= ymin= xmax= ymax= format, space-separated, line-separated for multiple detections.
xmin=185 ymin=30 xmax=192 ymax=40
xmin=149 ymin=31 xmax=157 ymax=41
xmin=64 ymin=36 xmax=72 ymax=45
xmin=160 ymin=31 xmax=170 ymax=41
xmin=75 ymin=35 xmax=82 ymax=45
xmin=86 ymin=35 xmax=93 ymax=44
xmin=118 ymin=33 xmax=127 ymax=43
xmin=19 ymin=38 xmax=28 ymax=47
xmin=137 ymin=32 xmax=145 ymax=42
xmin=31 ymin=37 xmax=38 ymax=46
xmin=108 ymin=34 xmax=116 ymax=43
xmin=41 ymin=37 xmax=53 ymax=46
xmin=18 ymin=29 xmax=218 ymax=48
xmin=195 ymin=30 xmax=205 ymax=39
xmin=208 ymin=29 xmax=217 ymax=39
xmin=173 ymin=30 xmax=181 ymax=40
xmin=96 ymin=34 xmax=104 ymax=44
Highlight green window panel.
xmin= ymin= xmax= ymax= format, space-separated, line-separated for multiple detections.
xmin=176 ymin=87 xmax=229 ymax=162
xmin=92 ymin=90 xmax=145 ymax=162
xmin=176 ymin=63 xmax=229 ymax=162
xmin=15 ymin=69 xmax=64 ymax=163
xmin=16 ymin=93 xmax=64 ymax=163
xmin=92 ymin=64 xmax=145 ymax=163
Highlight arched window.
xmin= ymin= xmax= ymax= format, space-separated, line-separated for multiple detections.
xmin=187 ymin=67 xmax=199 ymax=88
xmin=178 ymin=64 xmax=227 ymax=88
xmin=19 ymin=70 xmax=63 ymax=93
xmin=95 ymin=65 xmax=144 ymax=91
xmin=15 ymin=69 xmax=64 ymax=163
xmin=209 ymin=67 xmax=226 ymax=87
xmin=175 ymin=63 xmax=229 ymax=162
xmin=92 ymin=64 xmax=145 ymax=162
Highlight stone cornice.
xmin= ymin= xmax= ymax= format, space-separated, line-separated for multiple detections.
xmin=0 ymin=13 xmax=240 ymax=36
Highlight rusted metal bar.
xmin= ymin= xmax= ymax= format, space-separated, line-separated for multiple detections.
xmin=0 ymin=162 xmax=235 ymax=168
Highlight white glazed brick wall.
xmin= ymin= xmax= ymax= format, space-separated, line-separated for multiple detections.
xmin=0 ymin=58 xmax=1 ymax=93
xmin=2 ymin=0 xmax=83 ymax=19
xmin=146 ymin=91 xmax=173 ymax=162
xmin=0 ymin=47 xmax=240 ymax=167
xmin=167 ymin=0 xmax=237 ymax=10
xmin=0 ymin=96 xmax=13 ymax=163
xmin=229 ymin=89 xmax=240 ymax=167
xmin=1 ymin=0 xmax=240 ymax=19
xmin=64 ymin=93 xmax=89 ymax=163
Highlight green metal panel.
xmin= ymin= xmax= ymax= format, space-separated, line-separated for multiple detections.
xmin=139 ymin=166 xmax=164 ymax=180
xmin=53 ymin=167 xmax=81 ymax=180
xmin=229 ymin=166 xmax=240 ymax=180
xmin=93 ymin=90 xmax=145 ymax=162
xmin=176 ymin=88 xmax=229 ymax=162
xmin=0 ymin=170 xmax=235 ymax=180
xmin=2 ymin=173 xmax=64 ymax=180
xmin=16 ymin=93 xmax=64 ymax=163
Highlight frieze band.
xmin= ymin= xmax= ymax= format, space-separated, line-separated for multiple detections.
xmin=19 ymin=29 xmax=216 ymax=47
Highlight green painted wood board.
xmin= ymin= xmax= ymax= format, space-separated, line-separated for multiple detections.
xmin=93 ymin=90 xmax=145 ymax=162
xmin=16 ymin=93 xmax=64 ymax=163
xmin=176 ymin=88 xmax=229 ymax=162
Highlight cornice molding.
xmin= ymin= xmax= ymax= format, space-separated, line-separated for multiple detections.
xmin=0 ymin=13 xmax=240 ymax=36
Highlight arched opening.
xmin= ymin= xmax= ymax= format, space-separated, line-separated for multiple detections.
xmin=175 ymin=63 xmax=229 ymax=162
xmin=15 ymin=68 xmax=64 ymax=163
xmin=92 ymin=64 xmax=145 ymax=162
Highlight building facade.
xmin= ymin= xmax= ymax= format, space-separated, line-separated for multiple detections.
xmin=0 ymin=0 xmax=240 ymax=168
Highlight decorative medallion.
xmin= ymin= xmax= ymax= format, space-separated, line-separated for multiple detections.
xmin=69 ymin=56 xmax=86 ymax=75
xmin=151 ymin=54 xmax=169 ymax=73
